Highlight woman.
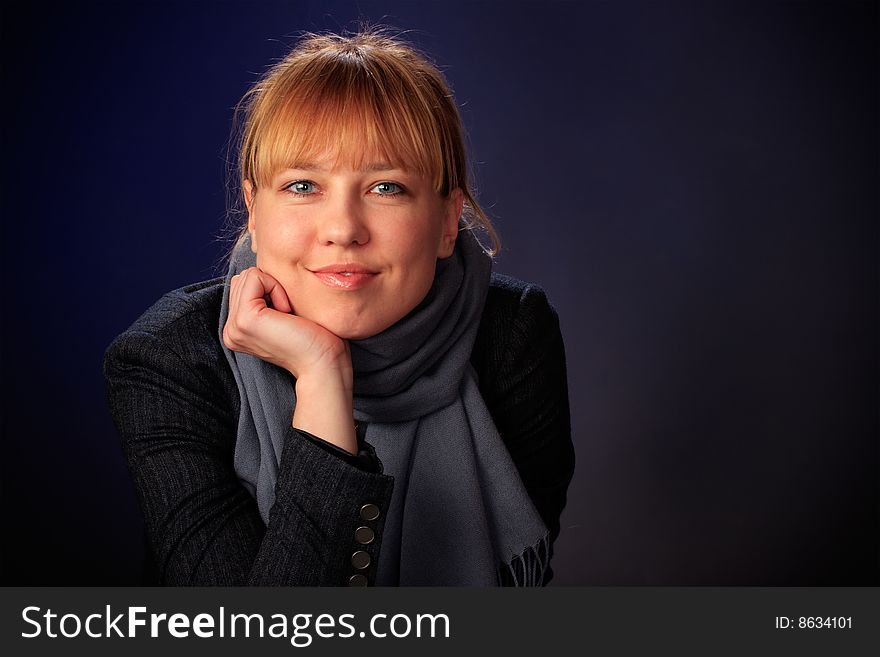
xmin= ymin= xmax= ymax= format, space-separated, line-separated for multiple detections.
xmin=104 ymin=29 xmax=574 ymax=586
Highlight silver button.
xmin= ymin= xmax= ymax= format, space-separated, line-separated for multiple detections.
xmin=351 ymin=550 xmax=371 ymax=570
xmin=360 ymin=503 xmax=380 ymax=521
xmin=348 ymin=574 xmax=368 ymax=587
xmin=355 ymin=526 xmax=375 ymax=545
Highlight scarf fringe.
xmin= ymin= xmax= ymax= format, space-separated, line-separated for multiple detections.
xmin=497 ymin=533 xmax=550 ymax=587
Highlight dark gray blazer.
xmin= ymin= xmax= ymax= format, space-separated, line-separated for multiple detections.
xmin=104 ymin=273 xmax=574 ymax=586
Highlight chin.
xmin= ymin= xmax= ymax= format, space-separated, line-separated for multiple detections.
xmin=309 ymin=311 xmax=388 ymax=341
xmin=322 ymin=320 xmax=373 ymax=340
xmin=336 ymin=328 xmax=375 ymax=341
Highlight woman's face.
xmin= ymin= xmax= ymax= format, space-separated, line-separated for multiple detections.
xmin=245 ymin=153 xmax=462 ymax=339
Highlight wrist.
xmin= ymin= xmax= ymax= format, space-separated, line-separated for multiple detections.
xmin=285 ymin=339 xmax=351 ymax=382
xmin=294 ymin=366 xmax=352 ymax=398
xmin=292 ymin=370 xmax=356 ymax=455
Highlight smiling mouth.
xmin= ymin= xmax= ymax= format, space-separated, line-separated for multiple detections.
xmin=311 ymin=270 xmax=377 ymax=290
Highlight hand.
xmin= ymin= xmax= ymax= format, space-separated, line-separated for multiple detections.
xmin=222 ymin=268 xmax=357 ymax=454
xmin=222 ymin=267 xmax=348 ymax=380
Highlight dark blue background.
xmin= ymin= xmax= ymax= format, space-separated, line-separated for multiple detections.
xmin=1 ymin=1 xmax=876 ymax=585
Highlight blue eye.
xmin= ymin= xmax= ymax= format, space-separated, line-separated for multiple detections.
xmin=286 ymin=180 xmax=316 ymax=195
xmin=371 ymin=182 xmax=403 ymax=196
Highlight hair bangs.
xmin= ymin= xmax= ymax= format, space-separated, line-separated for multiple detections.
xmin=248 ymin=68 xmax=444 ymax=191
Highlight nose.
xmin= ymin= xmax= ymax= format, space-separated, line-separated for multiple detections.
xmin=316 ymin=194 xmax=370 ymax=247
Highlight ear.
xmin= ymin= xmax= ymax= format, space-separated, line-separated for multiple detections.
xmin=437 ymin=188 xmax=464 ymax=258
xmin=243 ymin=180 xmax=257 ymax=253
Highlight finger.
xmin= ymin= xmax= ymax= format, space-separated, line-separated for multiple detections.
xmin=230 ymin=270 xmax=246 ymax=320
xmin=257 ymin=270 xmax=293 ymax=313
xmin=239 ymin=267 xmax=273 ymax=314
xmin=221 ymin=322 xmax=233 ymax=349
xmin=229 ymin=273 xmax=240 ymax=308
xmin=240 ymin=268 xmax=292 ymax=314
xmin=235 ymin=267 xmax=264 ymax=309
xmin=225 ymin=273 xmax=244 ymax=342
xmin=230 ymin=268 xmax=257 ymax=325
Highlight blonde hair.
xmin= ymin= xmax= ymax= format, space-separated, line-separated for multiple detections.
xmin=227 ymin=28 xmax=499 ymax=254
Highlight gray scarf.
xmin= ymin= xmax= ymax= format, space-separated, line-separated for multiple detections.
xmin=219 ymin=228 xmax=549 ymax=585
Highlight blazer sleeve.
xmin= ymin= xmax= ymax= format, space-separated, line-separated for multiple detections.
xmin=104 ymin=305 xmax=393 ymax=586
xmin=480 ymin=282 xmax=576 ymax=585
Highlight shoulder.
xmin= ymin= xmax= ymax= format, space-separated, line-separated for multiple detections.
xmin=476 ymin=272 xmax=562 ymax=356
xmin=107 ymin=277 xmax=225 ymax=352
xmin=115 ymin=278 xmax=225 ymax=342
xmin=481 ymin=272 xmax=560 ymax=338
xmin=103 ymin=278 xmax=233 ymax=401
xmin=472 ymin=273 xmax=563 ymax=397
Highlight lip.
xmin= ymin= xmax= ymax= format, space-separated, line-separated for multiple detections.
xmin=308 ymin=263 xmax=379 ymax=290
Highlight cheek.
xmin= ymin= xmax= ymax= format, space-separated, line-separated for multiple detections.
xmin=256 ymin=220 xmax=311 ymax=261
xmin=252 ymin=225 xmax=312 ymax=303
xmin=394 ymin=234 xmax=441 ymax=300
xmin=394 ymin=209 xmax=446 ymax=261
